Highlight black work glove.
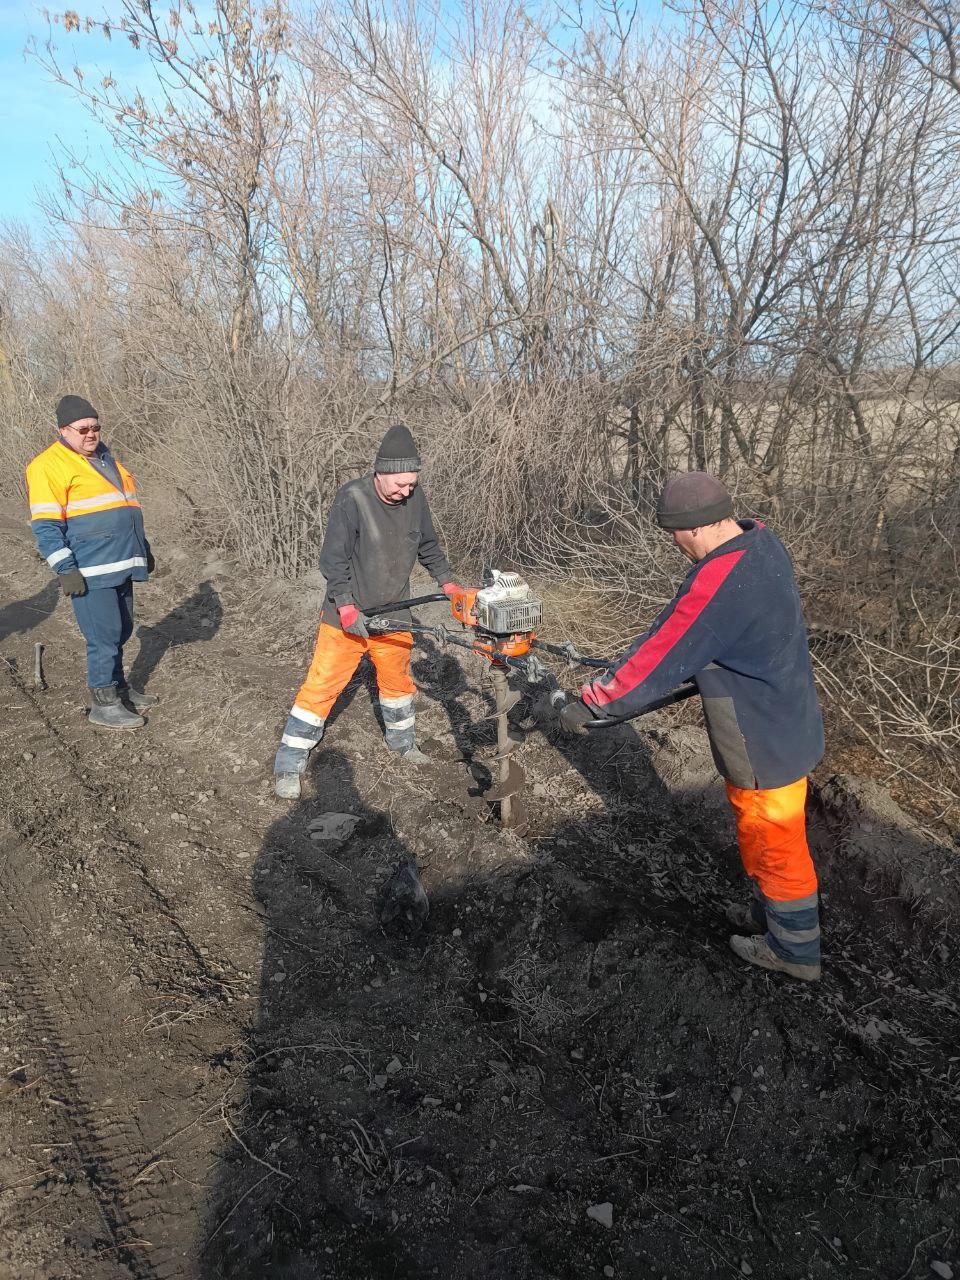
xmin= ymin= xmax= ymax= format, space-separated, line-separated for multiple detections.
xmin=59 ymin=568 xmax=88 ymax=598
xmin=146 ymin=547 xmax=156 ymax=574
xmin=559 ymin=698 xmax=597 ymax=736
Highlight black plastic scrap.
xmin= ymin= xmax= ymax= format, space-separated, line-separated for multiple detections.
xmin=378 ymin=860 xmax=430 ymax=935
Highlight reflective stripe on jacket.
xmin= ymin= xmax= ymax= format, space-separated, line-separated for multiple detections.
xmin=25 ymin=440 xmax=150 ymax=589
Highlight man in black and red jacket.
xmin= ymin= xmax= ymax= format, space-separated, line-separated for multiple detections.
xmin=561 ymin=472 xmax=824 ymax=982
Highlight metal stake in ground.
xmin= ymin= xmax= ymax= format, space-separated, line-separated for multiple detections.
xmin=33 ymin=642 xmax=47 ymax=692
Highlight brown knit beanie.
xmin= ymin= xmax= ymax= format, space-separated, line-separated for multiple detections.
xmin=656 ymin=472 xmax=734 ymax=530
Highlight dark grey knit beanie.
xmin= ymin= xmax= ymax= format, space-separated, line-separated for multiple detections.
xmin=374 ymin=423 xmax=421 ymax=474
xmin=656 ymin=472 xmax=734 ymax=530
xmin=56 ymin=394 xmax=99 ymax=429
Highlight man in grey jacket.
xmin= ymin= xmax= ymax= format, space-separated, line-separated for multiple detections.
xmin=273 ymin=424 xmax=463 ymax=799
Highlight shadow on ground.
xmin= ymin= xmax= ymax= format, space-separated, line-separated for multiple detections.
xmin=0 ymin=578 xmax=59 ymax=644
xmin=411 ymin=633 xmax=676 ymax=824
xmin=201 ymin=748 xmax=432 ymax=1278
xmin=199 ymin=655 xmax=960 ymax=1279
xmin=128 ymin=581 xmax=223 ymax=691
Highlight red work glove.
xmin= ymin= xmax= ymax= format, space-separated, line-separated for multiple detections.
xmin=338 ymin=604 xmax=369 ymax=639
xmin=441 ymin=582 xmax=464 ymax=596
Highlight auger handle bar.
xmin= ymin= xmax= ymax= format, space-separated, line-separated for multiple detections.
xmin=364 ymin=592 xmax=449 ymax=618
xmin=362 ymin=597 xmax=613 ymax=670
xmin=365 ymin=614 xmax=696 ymax=721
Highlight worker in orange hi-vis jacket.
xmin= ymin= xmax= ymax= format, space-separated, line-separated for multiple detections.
xmin=25 ymin=395 xmax=158 ymax=731
xmin=560 ymin=472 xmax=825 ymax=983
xmin=273 ymin=423 xmax=466 ymax=801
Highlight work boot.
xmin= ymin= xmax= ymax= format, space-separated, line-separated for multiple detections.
xmin=725 ymin=903 xmax=764 ymax=935
xmin=398 ymin=745 xmax=431 ymax=766
xmin=117 ymin=684 xmax=159 ymax=710
xmin=729 ymin=933 xmax=821 ymax=983
xmin=88 ymin=685 xmax=145 ymax=730
xmin=274 ymin=772 xmax=302 ymax=800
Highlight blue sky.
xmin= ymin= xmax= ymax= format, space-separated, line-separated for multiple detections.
xmin=0 ymin=0 xmax=145 ymax=225
xmin=0 ymin=0 xmax=666 ymax=228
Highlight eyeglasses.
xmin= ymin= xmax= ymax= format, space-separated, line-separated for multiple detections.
xmin=67 ymin=424 xmax=101 ymax=436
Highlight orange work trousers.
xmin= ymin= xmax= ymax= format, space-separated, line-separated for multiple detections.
xmin=293 ymin=622 xmax=416 ymax=722
xmin=725 ymin=777 xmax=820 ymax=963
xmin=725 ymin=778 xmax=817 ymax=902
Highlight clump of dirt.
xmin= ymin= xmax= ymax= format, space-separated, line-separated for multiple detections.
xmin=0 ymin=521 xmax=957 ymax=1280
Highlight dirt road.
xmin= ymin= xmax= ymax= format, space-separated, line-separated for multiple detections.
xmin=1 ymin=515 xmax=958 ymax=1279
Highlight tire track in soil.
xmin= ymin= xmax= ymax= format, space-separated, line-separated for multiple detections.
xmin=0 ymin=842 xmax=173 ymax=1280
xmin=1 ymin=659 xmax=242 ymax=1278
xmin=2 ymin=657 xmax=234 ymax=994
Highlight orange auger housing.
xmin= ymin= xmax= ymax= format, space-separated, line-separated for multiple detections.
xmin=449 ymin=587 xmax=479 ymax=629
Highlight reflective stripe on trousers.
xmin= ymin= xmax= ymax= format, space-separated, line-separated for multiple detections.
xmin=379 ymin=692 xmax=416 ymax=752
xmin=274 ymin=705 xmax=326 ymax=776
xmin=726 ymin=777 xmax=820 ymax=965
xmin=273 ymin=623 xmax=417 ymax=776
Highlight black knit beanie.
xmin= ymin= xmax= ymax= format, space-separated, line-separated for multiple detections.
xmin=656 ymin=472 xmax=734 ymax=530
xmin=56 ymin=395 xmax=99 ymax=429
xmin=374 ymin=423 xmax=421 ymax=474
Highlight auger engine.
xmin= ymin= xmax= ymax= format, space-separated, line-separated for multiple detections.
xmin=473 ymin=570 xmax=543 ymax=636
xmin=443 ymin=571 xmax=542 ymax=831
xmin=450 ymin=570 xmax=542 ymax=654
xmin=363 ymin=569 xmax=694 ymax=838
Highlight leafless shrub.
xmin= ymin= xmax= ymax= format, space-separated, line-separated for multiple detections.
xmin=2 ymin=0 xmax=959 ymax=815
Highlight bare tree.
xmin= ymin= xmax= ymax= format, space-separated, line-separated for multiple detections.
xmin=2 ymin=0 xmax=958 ymax=813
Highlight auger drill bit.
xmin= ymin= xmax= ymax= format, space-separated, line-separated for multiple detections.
xmin=479 ymin=686 xmax=522 ymax=719
xmin=489 ymin=664 xmax=524 ymax=827
xmin=484 ymin=779 xmax=529 ymax=835
xmin=486 ymin=759 xmax=527 ymax=833
xmin=486 ymin=725 xmax=526 ymax=762
xmin=485 ymin=757 xmax=526 ymax=803
xmin=504 ymin=793 xmax=528 ymax=837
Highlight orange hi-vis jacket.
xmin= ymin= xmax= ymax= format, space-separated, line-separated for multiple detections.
xmin=25 ymin=440 xmax=151 ymax=590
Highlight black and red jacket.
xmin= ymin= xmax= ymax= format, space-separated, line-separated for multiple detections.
xmin=581 ymin=521 xmax=824 ymax=789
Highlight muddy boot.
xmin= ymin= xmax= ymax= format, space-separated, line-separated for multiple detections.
xmin=729 ymin=933 xmax=821 ymax=982
xmin=398 ymin=745 xmax=431 ymax=766
xmin=725 ymin=903 xmax=764 ymax=935
xmin=117 ymin=684 xmax=159 ymax=710
xmin=88 ymin=685 xmax=145 ymax=730
xmin=274 ymin=772 xmax=302 ymax=800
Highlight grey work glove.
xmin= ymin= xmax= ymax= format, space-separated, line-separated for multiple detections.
xmin=59 ymin=568 xmax=88 ymax=598
xmin=337 ymin=604 xmax=369 ymax=639
xmin=146 ymin=547 xmax=156 ymax=574
xmin=559 ymin=698 xmax=597 ymax=736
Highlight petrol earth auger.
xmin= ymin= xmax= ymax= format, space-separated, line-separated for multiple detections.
xmin=365 ymin=570 xmax=696 ymax=835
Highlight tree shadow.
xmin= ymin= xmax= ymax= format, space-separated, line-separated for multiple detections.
xmin=0 ymin=578 xmax=59 ymax=643
xmin=127 ymin=581 xmax=223 ymax=691
xmin=198 ymin=650 xmax=960 ymax=1280
xmin=194 ymin=723 xmax=791 ymax=1280
xmin=201 ymin=748 xmax=434 ymax=1279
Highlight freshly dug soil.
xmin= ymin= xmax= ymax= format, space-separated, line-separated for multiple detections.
xmin=1 ymin=514 xmax=958 ymax=1280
